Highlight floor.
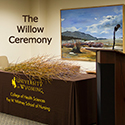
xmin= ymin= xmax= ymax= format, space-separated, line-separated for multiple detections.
xmin=0 ymin=112 xmax=97 ymax=125
xmin=0 ymin=112 xmax=47 ymax=125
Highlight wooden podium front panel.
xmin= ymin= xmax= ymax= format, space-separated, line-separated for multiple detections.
xmin=97 ymin=62 xmax=115 ymax=125
xmin=96 ymin=50 xmax=125 ymax=125
xmin=115 ymin=53 xmax=125 ymax=125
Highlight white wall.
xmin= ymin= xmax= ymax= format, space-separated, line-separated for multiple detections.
xmin=0 ymin=0 xmax=31 ymax=63
xmin=30 ymin=0 xmax=47 ymax=57
xmin=0 ymin=0 xmax=47 ymax=63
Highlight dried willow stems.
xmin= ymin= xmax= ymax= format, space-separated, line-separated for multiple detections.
xmin=5 ymin=55 xmax=80 ymax=83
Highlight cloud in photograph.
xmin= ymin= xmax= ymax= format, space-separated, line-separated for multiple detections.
xmin=61 ymin=18 xmax=65 ymax=22
xmin=86 ymin=14 xmax=122 ymax=37
xmin=62 ymin=26 xmax=82 ymax=32
xmin=114 ymin=6 xmax=122 ymax=14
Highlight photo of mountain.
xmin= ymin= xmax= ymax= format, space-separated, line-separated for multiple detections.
xmin=61 ymin=5 xmax=123 ymax=61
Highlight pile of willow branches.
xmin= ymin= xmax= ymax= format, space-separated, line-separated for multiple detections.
xmin=5 ymin=55 xmax=80 ymax=83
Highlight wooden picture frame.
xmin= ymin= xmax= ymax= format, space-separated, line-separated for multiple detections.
xmin=60 ymin=4 xmax=124 ymax=61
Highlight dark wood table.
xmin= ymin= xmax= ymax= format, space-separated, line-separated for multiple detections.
xmin=0 ymin=71 xmax=96 ymax=125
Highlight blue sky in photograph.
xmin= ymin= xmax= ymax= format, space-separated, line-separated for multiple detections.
xmin=61 ymin=5 xmax=123 ymax=39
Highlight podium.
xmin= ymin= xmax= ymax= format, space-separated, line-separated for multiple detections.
xmin=96 ymin=49 xmax=125 ymax=125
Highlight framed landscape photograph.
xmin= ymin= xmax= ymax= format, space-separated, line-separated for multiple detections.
xmin=60 ymin=4 xmax=124 ymax=61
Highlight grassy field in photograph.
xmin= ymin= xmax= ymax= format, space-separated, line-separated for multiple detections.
xmin=62 ymin=47 xmax=96 ymax=61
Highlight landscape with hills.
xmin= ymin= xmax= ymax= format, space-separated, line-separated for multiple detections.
xmin=61 ymin=31 xmax=123 ymax=61
xmin=61 ymin=31 xmax=107 ymax=41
